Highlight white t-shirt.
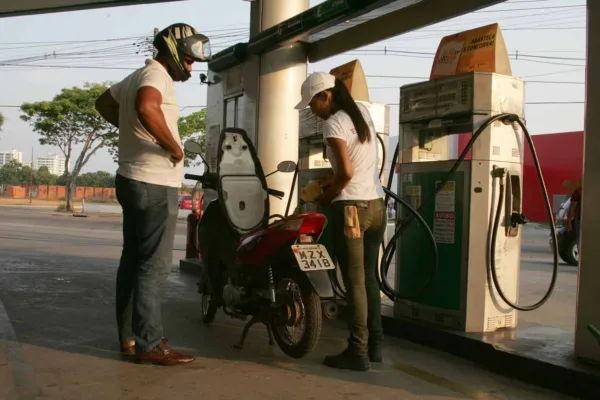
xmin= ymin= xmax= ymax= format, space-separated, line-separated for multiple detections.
xmin=109 ymin=59 xmax=183 ymax=188
xmin=323 ymin=102 xmax=384 ymax=202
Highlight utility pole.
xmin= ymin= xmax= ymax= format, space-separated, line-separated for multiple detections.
xmin=153 ymin=28 xmax=159 ymax=58
xmin=29 ymin=147 xmax=33 ymax=204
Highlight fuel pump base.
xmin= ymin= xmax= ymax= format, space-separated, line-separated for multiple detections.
xmin=395 ymin=160 xmax=521 ymax=332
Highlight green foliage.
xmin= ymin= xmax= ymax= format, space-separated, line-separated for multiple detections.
xmin=0 ymin=160 xmax=115 ymax=188
xmin=178 ymin=109 xmax=206 ymax=168
xmin=0 ymin=160 xmax=57 ymax=185
xmin=75 ymin=170 xmax=115 ymax=188
xmin=20 ymin=82 xmax=117 ymax=210
xmin=0 ymin=112 xmax=4 ymax=131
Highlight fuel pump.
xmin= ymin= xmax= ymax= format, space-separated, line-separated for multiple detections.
xmin=386 ymin=71 xmax=558 ymax=332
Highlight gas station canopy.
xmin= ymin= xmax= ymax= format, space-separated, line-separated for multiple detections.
xmin=0 ymin=0 xmax=182 ymax=18
xmin=0 ymin=0 xmax=504 ymax=65
xmin=206 ymin=0 xmax=505 ymax=71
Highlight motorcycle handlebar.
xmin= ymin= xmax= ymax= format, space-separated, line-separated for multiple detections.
xmin=267 ymin=188 xmax=285 ymax=199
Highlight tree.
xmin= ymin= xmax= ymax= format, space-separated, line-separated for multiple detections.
xmin=36 ymin=166 xmax=58 ymax=185
xmin=20 ymin=82 xmax=118 ymax=211
xmin=76 ymin=171 xmax=115 ymax=188
xmin=0 ymin=160 xmax=23 ymax=185
xmin=0 ymin=112 xmax=4 ymax=131
xmin=178 ymin=109 xmax=206 ymax=168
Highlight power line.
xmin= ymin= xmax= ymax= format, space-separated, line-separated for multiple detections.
xmin=0 ymin=64 xmax=584 ymax=86
xmin=474 ymin=5 xmax=585 ymax=13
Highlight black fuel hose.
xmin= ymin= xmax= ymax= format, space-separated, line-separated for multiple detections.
xmin=376 ymin=133 xmax=386 ymax=181
xmin=378 ymin=114 xmax=513 ymax=300
xmin=378 ymin=113 xmax=558 ymax=310
xmin=488 ymin=117 xmax=558 ymax=311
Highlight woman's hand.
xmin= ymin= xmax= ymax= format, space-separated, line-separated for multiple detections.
xmin=316 ymin=191 xmax=334 ymax=206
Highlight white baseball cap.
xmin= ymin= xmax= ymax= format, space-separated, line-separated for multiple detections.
xmin=294 ymin=72 xmax=336 ymax=110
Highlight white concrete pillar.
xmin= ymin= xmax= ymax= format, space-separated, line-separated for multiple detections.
xmin=574 ymin=0 xmax=600 ymax=363
xmin=253 ymin=0 xmax=309 ymax=216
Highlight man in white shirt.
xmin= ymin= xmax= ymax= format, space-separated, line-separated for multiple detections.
xmin=95 ymin=23 xmax=211 ymax=366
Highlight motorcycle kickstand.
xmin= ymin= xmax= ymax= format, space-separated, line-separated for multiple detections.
xmin=233 ymin=316 xmax=259 ymax=350
xmin=265 ymin=323 xmax=275 ymax=346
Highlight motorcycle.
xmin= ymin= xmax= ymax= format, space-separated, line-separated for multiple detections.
xmin=183 ymin=132 xmax=335 ymax=359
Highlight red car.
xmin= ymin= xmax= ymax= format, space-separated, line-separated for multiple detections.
xmin=178 ymin=194 xmax=201 ymax=211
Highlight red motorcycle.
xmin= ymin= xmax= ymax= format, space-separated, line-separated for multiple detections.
xmin=183 ymin=130 xmax=335 ymax=359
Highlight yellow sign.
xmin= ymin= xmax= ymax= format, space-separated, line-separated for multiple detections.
xmin=430 ymin=23 xmax=512 ymax=80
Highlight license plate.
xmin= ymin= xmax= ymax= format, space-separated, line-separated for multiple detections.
xmin=291 ymin=244 xmax=335 ymax=271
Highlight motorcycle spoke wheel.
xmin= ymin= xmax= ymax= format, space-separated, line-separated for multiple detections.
xmin=271 ymin=273 xmax=322 ymax=359
xmin=276 ymin=279 xmax=306 ymax=346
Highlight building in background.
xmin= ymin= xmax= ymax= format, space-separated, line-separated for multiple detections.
xmin=0 ymin=149 xmax=23 ymax=166
xmin=26 ymin=153 xmax=69 ymax=176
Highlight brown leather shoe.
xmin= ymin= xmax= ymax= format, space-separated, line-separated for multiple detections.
xmin=136 ymin=338 xmax=195 ymax=366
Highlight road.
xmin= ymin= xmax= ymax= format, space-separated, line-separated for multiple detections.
xmin=0 ymin=206 xmax=573 ymax=399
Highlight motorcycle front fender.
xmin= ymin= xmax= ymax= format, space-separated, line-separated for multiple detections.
xmin=302 ymin=270 xmax=334 ymax=299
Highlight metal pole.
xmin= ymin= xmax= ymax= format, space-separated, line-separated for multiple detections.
xmin=575 ymin=0 xmax=600 ymax=363
xmin=254 ymin=0 xmax=309 ymax=217
xmin=29 ymin=147 xmax=33 ymax=204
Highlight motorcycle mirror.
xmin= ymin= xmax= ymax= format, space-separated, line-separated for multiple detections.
xmin=277 ymin=160 xmax=297 ymax=173
xmin=184 ymin=140 xmax=203 ymax=154
xmin=184 ymin=140 xmax=209 ymax=171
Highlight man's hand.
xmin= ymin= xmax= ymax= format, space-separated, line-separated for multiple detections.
xmin=170 ymin=148 xmax=184 ymax=165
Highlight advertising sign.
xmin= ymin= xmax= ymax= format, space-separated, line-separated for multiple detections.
xmin=430 ymin=23 xmax=512 ymax=80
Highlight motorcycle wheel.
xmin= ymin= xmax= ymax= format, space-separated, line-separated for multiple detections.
xmin=271 ymin=272 xmax=322 ymax=359
xmin=565 ymin=241 xmax=579 ymax=267
xmin=201 ymin=281 xmax=218 ymax=324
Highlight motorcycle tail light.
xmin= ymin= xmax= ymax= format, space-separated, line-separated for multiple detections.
xmin=298 ymin=234 xmax=314 ymax=243
xmin=280 ymin=218 xmax=304 ymax=231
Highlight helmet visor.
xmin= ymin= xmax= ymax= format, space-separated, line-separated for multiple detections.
xmin=180 ymin=34 xmax=212 ymax=62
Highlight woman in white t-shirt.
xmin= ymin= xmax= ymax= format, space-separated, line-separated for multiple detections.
xmin=295 ymin=72 xmax=387 ymax=372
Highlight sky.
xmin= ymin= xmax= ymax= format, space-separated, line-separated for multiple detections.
xmin=0 ymin=0 xmax=587 ymax=179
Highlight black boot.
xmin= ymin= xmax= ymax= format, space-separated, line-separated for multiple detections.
xmin=368 ymin=341 xmax=382 ymax=363
xmin=324 ymin=346 xmax=370 ymax=371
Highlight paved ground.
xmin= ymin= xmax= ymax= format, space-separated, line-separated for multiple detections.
xmin=0 ymin=206 xmax=575 ymax=399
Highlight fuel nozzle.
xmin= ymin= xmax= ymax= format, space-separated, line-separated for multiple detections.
xmin=510 ymin=213 xmax=529 ymax=227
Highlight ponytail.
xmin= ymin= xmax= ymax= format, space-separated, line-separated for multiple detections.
xmin=330 ymin=78 xmax=371 ymax=143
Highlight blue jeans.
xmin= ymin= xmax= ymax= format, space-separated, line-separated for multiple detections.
xmin=115 ymin=174 xmax=178 ymax=354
